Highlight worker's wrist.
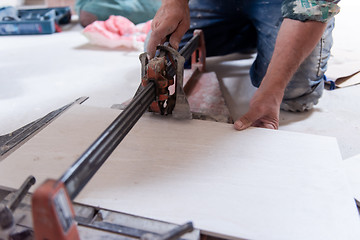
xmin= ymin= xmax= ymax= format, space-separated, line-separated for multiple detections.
xmin=258 ymin=79 xmax=285 ymax=103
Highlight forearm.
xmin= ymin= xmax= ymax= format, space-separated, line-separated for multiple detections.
xmin=260 ymin=18 xmax=327 ymax=100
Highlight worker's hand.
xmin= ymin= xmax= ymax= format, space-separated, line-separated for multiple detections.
xmin=234 ymin=87 xmax=283 ymax=131
xmin=147 ymin=0 xmax=190 ymax=58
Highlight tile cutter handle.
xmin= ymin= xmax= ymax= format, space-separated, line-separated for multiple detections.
xmin=30 ymin=30 xmax=205 ymax=240
xmin=31 ymin=83 xmax=156 ymax=240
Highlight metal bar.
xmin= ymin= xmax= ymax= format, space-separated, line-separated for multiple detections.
xmin=0 ymin=97 xmax=88 ymax=157
xmin=158 ymin=222 xmax=194 ymax=240
xmin=77 ymin=220 xmax=155 ymax=238
xmin=78 ymin=220 xmax=192 ymax=240
xmin=60 ymin=82 xmax=156 ymax=200
xmin=7 ymin=176 xmax=36 ymax=212
xmin=141 ymin=222 xmax=194 ymax=240
xmin=179 ymin=34 xmax=200 ymax=62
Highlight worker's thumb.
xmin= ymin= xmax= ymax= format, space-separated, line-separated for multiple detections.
xmin=234 ymin=114 xmax=255 ymax=131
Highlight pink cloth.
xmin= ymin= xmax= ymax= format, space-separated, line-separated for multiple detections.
xmin=83 ymin=15 xmax=152 ymax=50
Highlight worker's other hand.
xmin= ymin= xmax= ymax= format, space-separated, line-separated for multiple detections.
xmin=234 ymin=87 xmax=283 ymax=131
xmin=147 ymin=0 xmax=190 ymax=58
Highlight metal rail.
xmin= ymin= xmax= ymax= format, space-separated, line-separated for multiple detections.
xmin=60 ymin=82 xmax=156 ymax=200
xmin=59 ymin=33 xmax=200 ymax=200
xmin=166 ymin=33 xmax=200 ymax=78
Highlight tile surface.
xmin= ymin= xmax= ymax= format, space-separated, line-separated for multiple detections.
xmin=1 ymin=105 xmax=359 ymax=240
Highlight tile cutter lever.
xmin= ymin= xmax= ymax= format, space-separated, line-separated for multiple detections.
xmin=31 ymin=30 xmax=205 ymax=240
xmin=137 ymin=29 xmax=205 ymax=119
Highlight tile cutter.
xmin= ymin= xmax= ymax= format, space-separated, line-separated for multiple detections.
xmin=30 ymin=30 xmax=207 ymax=240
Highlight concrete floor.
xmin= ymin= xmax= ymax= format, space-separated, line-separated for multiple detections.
xmin=0 ymin=1 xmax=359 ymax=161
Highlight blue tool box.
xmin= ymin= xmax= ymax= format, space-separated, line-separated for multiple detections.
xmin=0 ymin=6 xmax=71 ymax=35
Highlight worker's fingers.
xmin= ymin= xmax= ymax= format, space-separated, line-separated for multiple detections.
xmin=234 ymin=112 xmax=279 ymax=131
xmin=252 ymin=119 xmax=278 ymax=130
xmin=234 ymin=115 xmax=255 ymax=131
xmin=263 ymin=123 xmax=278 ymax=129
xmin=169 ymin=19 xmax=190 ymax=51
xmin=147 ymin=1 xmax=190 ymax=58
xmin=147 ymin=21 xmax=176 ymax=58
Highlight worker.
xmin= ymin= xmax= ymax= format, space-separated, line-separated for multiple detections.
xmin=146 ymin=0 xmax=340 ymax=130
xmin=75 ymin=0 xmax=161 ymax=27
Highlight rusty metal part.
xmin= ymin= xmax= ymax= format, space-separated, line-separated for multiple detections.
xmin=140 ymin=53 xmax=174 ymax=115
xmin=158 ymin=45 xmax=191 ymax=119
xmin=119 ymin=30 xmax=231 ymax=123
xmin=138 ymin=30 xmax=207 ymax=119
xmin=183 ymin=29 xmax=206 ymax=98
xmin=190 ymin=30 xmax=206 ymax=73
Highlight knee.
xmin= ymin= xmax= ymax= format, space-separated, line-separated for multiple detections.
xmin=281 ymin=79 xmax=324 ymax=112
xmin=79 ymin=10 xmax=98 ymax=27
xmin=284 ymin=76 xmax=324 ymax=100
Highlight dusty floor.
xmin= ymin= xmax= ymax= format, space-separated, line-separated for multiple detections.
xmin=0 ymin=1 xmax=359 ymax=160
